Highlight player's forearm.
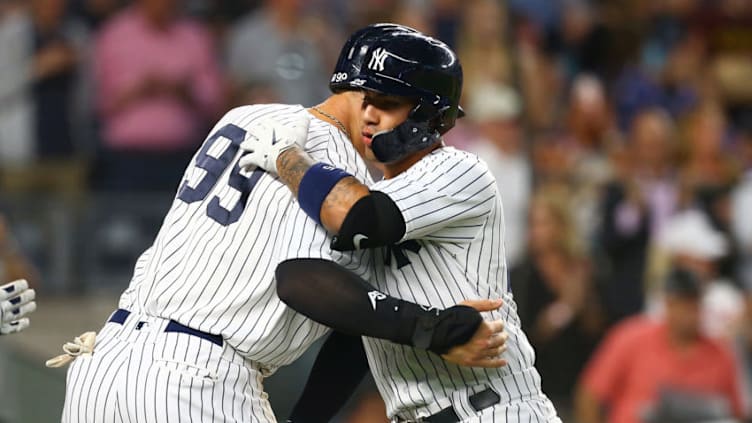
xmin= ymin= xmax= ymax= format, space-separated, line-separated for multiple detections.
xmin=277 ymin=148 xmax=313 ymax=197
xmin=320 ymin=177 xmax=369 ymax=232
xmin=277 ymin=148 xmax=369 ymax=233
xmin=276 ymin=258 xmax=482 ymax=355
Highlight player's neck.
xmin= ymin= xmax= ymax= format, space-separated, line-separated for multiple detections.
xmin=313 ymin=93 xmax=370 ymax=159
xmin=310 ymin=97 xmax=353 ymax=137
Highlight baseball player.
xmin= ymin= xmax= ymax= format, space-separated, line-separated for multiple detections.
xmin=0 ymin=279 xmax=35 ymax=335
xmin=53 ymin=25 xmax=508 ymax=423
xmin=240 ymin=24 xmax=562 ymax=422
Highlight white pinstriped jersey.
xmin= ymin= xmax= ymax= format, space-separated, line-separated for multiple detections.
xmin=363 ymin=147 xmax=545 ymax=420
xmin=117 ymin=104 xmax=373 ymax=369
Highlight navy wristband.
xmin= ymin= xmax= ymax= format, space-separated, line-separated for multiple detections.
xmin=298 ymin=163 xmax=352 ymax=224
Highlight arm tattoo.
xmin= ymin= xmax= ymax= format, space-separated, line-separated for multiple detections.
xmin=277 ymin=147 xmax=315 ymax=197
xmin=276 ymin=147 xmax=369 ymax=232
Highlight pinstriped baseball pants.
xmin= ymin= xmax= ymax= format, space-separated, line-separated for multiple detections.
xmin=463 ymin=395 xmax=562 ymax=422
xmin=61 ymin=311 xmax=277 ymax=422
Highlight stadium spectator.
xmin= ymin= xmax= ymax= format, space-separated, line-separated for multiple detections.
xmin=0 ymin=0 xmax=34 ymax=165
xmin=225 ymin=0 xmax=329 ymax=107
xmin=0 ymin=0 xmax=92 ymax=195
xmin=544 ymin=0 xmax=611 ymax=84
xmin=680 ymin=102 xmax=739 ymax=222
xmin=613 ymin=31 xmax=703 ymax=132
xmin=512 ymin=187 xmax=605 ymax=420
xmin=575 ymin=267 xmax=746 ymax=423
xmin=694 ymin=0 xmax=752 ymax=126
xmin=30 ymin=0 xmax=91 ymax=160
xmin=736 ymin=289 xmax=752 ymax=418
xmin=677 ymin=102 xmax=741 ymax=280
xmin=732 ymin=124 xmax=752 ymax=291
xmin=455 ymin=0 xmax=514 ymax=91
xmin=599 ymin=107 xmax=680 ymax=324
xmin=562 ymin=74 xmax=620 ymax=242
xmin=92 ymin=0 xmax=224 ymax=192
xmin=0 ymin=0 xmax=90 ymax=165
xmin=466 ymin=83 xmax=530 ymax=267
xmin=648 ymin=209 xmax=746 ymax=341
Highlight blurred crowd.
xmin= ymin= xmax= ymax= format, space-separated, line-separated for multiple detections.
xmin=1 ymin=0 xmax=752 ymax=421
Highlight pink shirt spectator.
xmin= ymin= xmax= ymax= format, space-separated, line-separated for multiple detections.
xmin=95 ymin=7 xmax=223 ymax=151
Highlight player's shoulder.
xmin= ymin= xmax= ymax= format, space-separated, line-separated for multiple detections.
xmin=423 ymin=146 xmax=491 ymax=172
xmin=410 ymin=146 xmax=495 ymax=186
xmin=305 ymin=118 xmax=368 ymax=177
xmin=220 ymin=104 xmax=306 ymax=128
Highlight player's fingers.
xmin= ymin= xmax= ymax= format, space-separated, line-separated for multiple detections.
xmin=467 ymin=357 xmax=508 ymax=369
xmin=481 ymin=319 xmax=505 ymax=337
xmin=239 ymin=140 xmax=256 ymax=152
xmin=484 ymin=344 xmax=507 ymax=358
xmin=0 ymin=318 xmax=30 ymax=335
xmin=0 ymin=289 xmax=35 ymax=314
xmin=459 ymin=298 xmax=502 ymax=313
xmin=3 ymin=301 xmax=36 ymax=323
xmin=0 ymin=279 xmax=29 ymax=301
xmin=238 ymin=152 xmax=261 ymax=170
xmin=485 ymin=331 xmax=508 ymax=349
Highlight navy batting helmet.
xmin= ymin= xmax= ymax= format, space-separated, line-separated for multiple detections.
xmin=330 ymin=23 xmax=464 ymax=163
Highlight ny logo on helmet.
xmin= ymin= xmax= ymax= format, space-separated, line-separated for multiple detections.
xmin=368 ymin=48 xmax=389 ymax=71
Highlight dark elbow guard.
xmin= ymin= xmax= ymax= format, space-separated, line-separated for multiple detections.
xmin=330 ymin=191 xmax=406 ymax=251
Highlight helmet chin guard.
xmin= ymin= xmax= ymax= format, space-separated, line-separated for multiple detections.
xmin=371 ymin=120 xmax=441 ymax=163
xmin=371 ymin=103 xmax=447 ymax=163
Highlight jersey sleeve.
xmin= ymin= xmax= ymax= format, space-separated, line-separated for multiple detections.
xmin=371 ymin=149 xmax=497 ymax=243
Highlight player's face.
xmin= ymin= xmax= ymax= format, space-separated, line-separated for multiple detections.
xmin=359 ymin=91 xmax=415 ymax=162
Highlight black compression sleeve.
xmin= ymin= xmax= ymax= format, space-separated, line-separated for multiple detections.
xmin=288 ymin=332 xmax=368 ymax=423
xmin=276 ymin=258 xmax=482 ymax=354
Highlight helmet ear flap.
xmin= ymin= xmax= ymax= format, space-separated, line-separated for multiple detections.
xmin=410 ymin=102 xmax=461 ymax=135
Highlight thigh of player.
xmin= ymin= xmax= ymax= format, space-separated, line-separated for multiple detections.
xmin=61 ymin=323 xmax=130 ymax=423
xmin=63 ymin=323 xmax=276 ymax=423
xmin=470 ymin=395 xmax=563 ymax=423
xmin=123 ymin=332 xmax=276 ymax=423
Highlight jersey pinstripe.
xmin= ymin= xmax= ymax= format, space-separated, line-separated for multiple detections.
xmin=117 ymin=104 xmax=373 ymax=369
xmin=363 ymin=147 xmax=546 ymax=420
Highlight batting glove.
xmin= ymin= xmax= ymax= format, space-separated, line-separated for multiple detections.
xmin=239 ymin=113 xmax=310 ymax=175
xmin=0 ymin=279 xmax=36 ymax=335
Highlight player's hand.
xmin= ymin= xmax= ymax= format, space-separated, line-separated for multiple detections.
xmin=440 ymin=299 xmax=508 ymax=368
xmin=239 ymin=113 xmax=311 ymax=174
xmin=0 ymin=279 xmax=36 ymax=335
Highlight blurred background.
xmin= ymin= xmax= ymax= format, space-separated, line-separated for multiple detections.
xmin=0 ymin=0 xmax=751 ymax=421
